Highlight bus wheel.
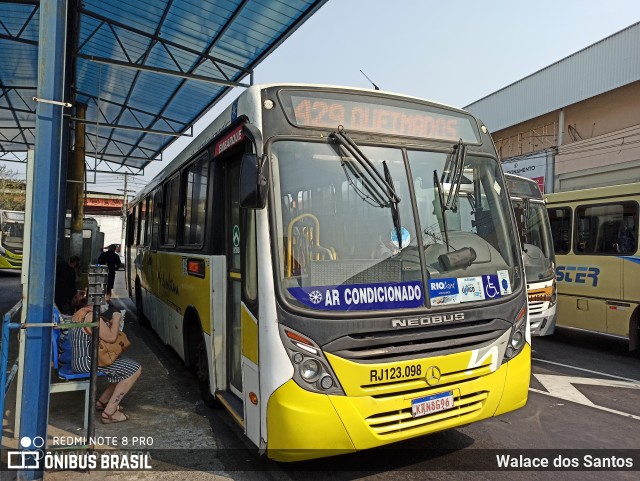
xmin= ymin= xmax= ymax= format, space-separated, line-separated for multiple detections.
xmin=196 ymin=336 xmax=217 ymax=408
xmin=135 ymin=282 xmax=150 ymax=327
xmin=630 ymin=308 xmax=639 ymax=356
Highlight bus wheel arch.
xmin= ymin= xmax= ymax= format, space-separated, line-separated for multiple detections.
xmin=183 ymin=307 xmax=217 ymax=408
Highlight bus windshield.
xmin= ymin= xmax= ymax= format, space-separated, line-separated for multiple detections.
xmin=272 ymin=140 xmax=520 ymax=312
xmin=512 ymin=199 xmax=555 ymax=282
xmin=1 ymin=211 xmax=25 ymax=253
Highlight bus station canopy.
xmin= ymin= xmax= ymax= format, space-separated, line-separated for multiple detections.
xmin=0 ymin=0 xmax=326 ymax=174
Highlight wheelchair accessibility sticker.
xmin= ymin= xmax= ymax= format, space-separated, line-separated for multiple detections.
xmin=481 ymin=275 xmax=501 ymax=299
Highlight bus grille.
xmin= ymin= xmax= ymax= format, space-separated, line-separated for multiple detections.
xmin=323 ymin=319 xmax=511 ymax=363
xmin=528 ymin=300 xmax=546 ymax=315
xmin=365 ymin=390 xmax=488 ymax=436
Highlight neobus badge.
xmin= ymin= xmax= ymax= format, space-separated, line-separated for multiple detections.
xmin=391 ymin=313 xmax=465 ymax=328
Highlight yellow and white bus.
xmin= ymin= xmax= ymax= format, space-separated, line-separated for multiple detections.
xmin=0 ymin=210 xmax=24 ymax=270
xmin=504 ymin=174 xmax=557 ymax=336
xmin=126 ymin=84 xmax=530 ymax=461
xmin=545 ymin=183 xmax=639 ymax=351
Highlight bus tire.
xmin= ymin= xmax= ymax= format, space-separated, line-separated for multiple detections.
xmin=196 ymin=335 xmax=218 ymax=409
xmin=135 ymin=281 xmax=150 ymax=327
xmin=630 ymin=307 xmax=639 ymax=354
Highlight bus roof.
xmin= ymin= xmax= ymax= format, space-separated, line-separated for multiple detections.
xmin=256 ymin=83 xmax=467 ymax=112
xmin=544 ymin=182 xmax=640 ymax=205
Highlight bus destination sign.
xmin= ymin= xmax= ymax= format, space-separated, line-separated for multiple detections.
xmin=280 ymin=91 xmax=479 ymax=143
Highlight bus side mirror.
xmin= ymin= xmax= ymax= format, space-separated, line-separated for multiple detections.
xmin=240 ymin=153 xmax=269 ymax=209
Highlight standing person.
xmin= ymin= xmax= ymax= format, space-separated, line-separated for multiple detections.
xmin=71 ymin=305 xmax=141 ymax=423
xmin=98 ymin=245 xmax=122 ymax=303
xmin=55 ymin=255 xmax=85 ymax=314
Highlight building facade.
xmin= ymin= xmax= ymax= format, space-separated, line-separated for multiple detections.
xmin=465 ymin=22 xmax=640 ymax=193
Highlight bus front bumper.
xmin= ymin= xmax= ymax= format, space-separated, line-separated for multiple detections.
xmin=266 ymin=344 xmax=530 ymax=461
xmin=529 ymin=304 xmax=557 ymax=336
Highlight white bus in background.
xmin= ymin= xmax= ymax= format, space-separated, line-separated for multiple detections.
xmin=505 ymin=174 xmax=557 ymax=336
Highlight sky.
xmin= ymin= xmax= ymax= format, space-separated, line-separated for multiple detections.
xmin=2 ymin=0 xmax=640 ymax=195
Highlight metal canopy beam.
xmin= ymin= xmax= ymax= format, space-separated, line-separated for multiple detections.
xmin=121 ymin=0 xmax=254 ymax=159
xmin=89 ymin=165 xmax=143 ymax=175
xmin=1 ymin=0 xmax=329 ymax=172
xmin=77 ymin=54 xmax=251 ymax=88
xmin=75 ymin=89 xmax=187 ymax=130
xmin=0 ymin=82 xmax=32 ymax=147
xmin=87 ymin=0 xmax=176 ymax=167
xmin=71 ymin=117 xmax=192 ymax=137
xmin=0 ymin=1 xmax=39 ymax=45
xmin=78 ymin=6 xmax=252 ymax=79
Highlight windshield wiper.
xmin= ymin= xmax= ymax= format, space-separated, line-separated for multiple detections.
xmin=433 ymin=170 xmax=477 ymax=267
xmin=330 ymin=129 xmax=400 ymax=206
xmin=330 ymin=129 xmax=404 ymax=247
xmin=441 ymin=139 xmax=467 ymax=211
xmin=383 ymin=160 xmax=403 ymax=249
xmin=433 ymin=169 xmax=451 ymax=251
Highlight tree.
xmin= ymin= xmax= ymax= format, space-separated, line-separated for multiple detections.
xmin=0 ymin=165 xmax=26 ymax=211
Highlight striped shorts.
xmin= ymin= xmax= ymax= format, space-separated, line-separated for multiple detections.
xmin=70 ymin=328 xmax=141 ymax=383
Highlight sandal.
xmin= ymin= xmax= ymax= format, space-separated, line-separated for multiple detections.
xmin=101 ymin=410 xmax=129 ymax=424
xmin=96 ymin=400 xmax=121 ymax=411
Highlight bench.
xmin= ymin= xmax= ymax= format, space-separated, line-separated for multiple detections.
xmin=50 ymin=312 xmax=105 ymax=430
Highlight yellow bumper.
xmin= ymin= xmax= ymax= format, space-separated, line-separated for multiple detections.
xmin=267 ymin=344 xmax=530 ymax=461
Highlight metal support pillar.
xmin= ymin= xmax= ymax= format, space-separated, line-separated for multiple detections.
xmin=19 ymin=1 xmax=69 ymax=480
xmin=58 ymin=123 xmax=70 ymax=258
xmin=69 ymin=103 xmax=87 ymax=262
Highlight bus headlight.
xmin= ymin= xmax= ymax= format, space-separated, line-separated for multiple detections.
xmin=300 ymin=359 xmax=320 ymax=381
xmin=549 ymin=282 xmax=557 ymax=307
xmin=279 ymin=325 xmax=345 ymax=395
xmin=504 ymin=304 xmax=528 ymax=361
xmin=510 ymin=331 xmax=525 ymax=351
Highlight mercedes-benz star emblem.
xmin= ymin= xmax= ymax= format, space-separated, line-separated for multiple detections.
xmin=425 ymin=366 xmax=441 ymax=386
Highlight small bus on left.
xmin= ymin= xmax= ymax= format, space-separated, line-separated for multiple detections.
xmin=0 ymin=210 xmax=24 ymax=270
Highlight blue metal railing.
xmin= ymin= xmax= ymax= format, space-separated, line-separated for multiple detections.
xmin=0 ymin=299 xmax=23 ymax=445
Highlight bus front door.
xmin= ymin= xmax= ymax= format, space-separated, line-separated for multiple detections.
xmin=225 ymin=157 xmax=243 ymax=397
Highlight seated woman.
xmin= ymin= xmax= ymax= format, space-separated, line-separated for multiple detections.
xmin=70 ymin=305 xmax=142 ymax=424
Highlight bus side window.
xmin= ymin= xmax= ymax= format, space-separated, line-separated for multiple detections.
xmin=548 ymin=207 xmax=571 ymax=254
xmin=151 ymin=188 xmax=162 ymax=250
xmin=597 ymin=220 xmax=622 ymax=253
xmin=575 ymin=202 xmax=637 ymax=255
xmin=576 ymin=215 xmax=596 ymax=253
xmin=619 ymin=208 xmax=638 ymax=254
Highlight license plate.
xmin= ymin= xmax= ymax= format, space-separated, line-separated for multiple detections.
xmin=411 ymin=391 xmax=455 ymax=418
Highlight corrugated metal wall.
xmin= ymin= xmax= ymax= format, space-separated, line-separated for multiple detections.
xmin=464 ymin=22 xmax=640 ymax=132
